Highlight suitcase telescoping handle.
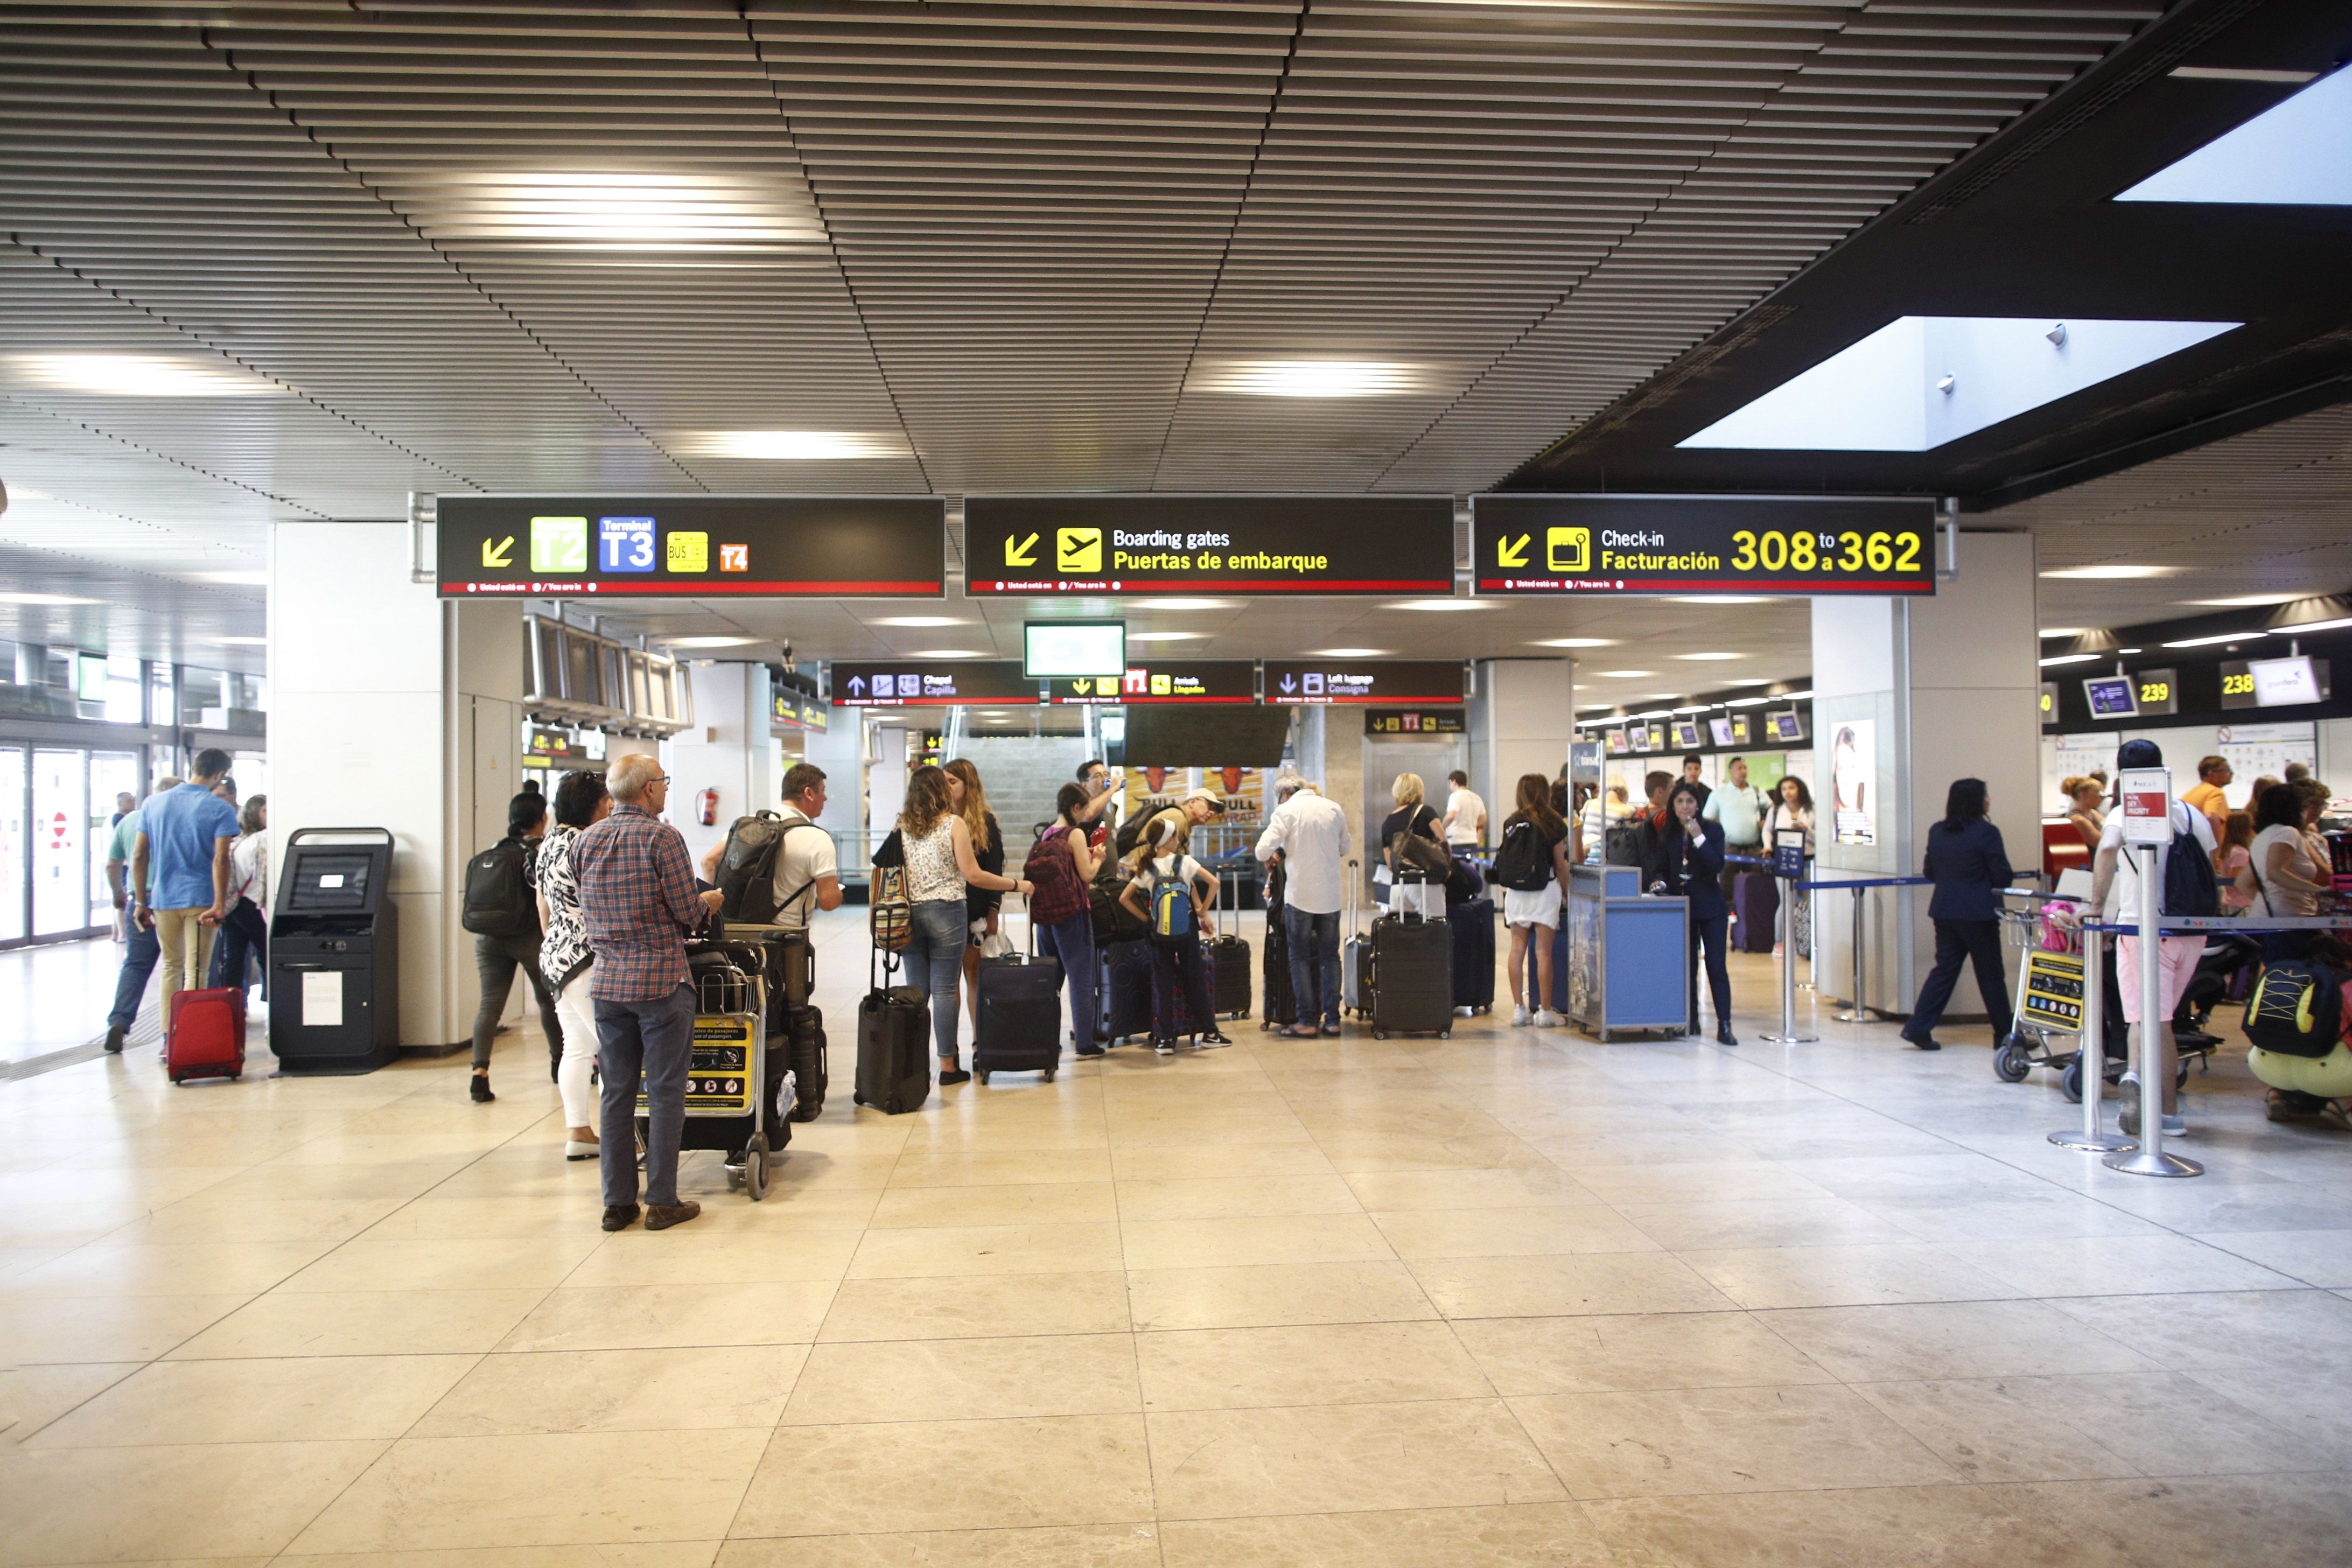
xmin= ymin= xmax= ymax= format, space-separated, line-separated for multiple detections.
xmin=1346 ymin=857 xmax=1361 ymax=939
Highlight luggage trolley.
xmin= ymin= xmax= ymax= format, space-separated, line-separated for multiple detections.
xmin=636 ymin=939 xmax=790 ymax=1200
xmin=1992 ymin=892 xmax=2086 ymax=1086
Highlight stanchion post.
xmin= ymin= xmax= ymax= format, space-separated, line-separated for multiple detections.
xmin=2106 ymin=844 xmax=2202 ymax=1177
xmin=1765 ymin=868 xmax=1815 ymax=1044
xmin=2050 ymin=924 xmax=2130 ymax=1152
xmin=1833 ymin=886 xmax=1869 ymax=1023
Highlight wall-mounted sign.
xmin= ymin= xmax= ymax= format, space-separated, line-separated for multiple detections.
xmin=1605 ymin=727 xmax=1631 ymax=755
xmin=2133 ymin=667 xmax=2179 ymax=717
xmin=1364 ymin=708 xmax=1467 ymax=736
xmin=1471 ymin=494 xmax=1936 ymax=597
xmin=1049 ymin=661 xmax=1256 ymax=704
xmin=964 ymin=495 xmax=1455 ymax=596
xmin=1263 ymin=660 xmax=1464 ymax=706
xmin=831 ymin=661 xmax=1040 ymax=706
xmin=437 ymin=495 xmax=946 ymax=598
xmin=527 ymin=726 xmax=587 ymax=762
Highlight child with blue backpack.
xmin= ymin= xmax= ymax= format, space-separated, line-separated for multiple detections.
xmin=1117 ymin=815 xmax=1233 ymax=1055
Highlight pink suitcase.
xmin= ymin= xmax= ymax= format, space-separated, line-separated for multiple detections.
xmin=167 ymin=986 xmax=247 ymax=1083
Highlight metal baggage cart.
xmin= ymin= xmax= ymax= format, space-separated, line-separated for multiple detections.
xmin=636 ymin=940 xmax=786 ymax=1200
xmin=1992 ymin=895 xmax=2084 ymax=1086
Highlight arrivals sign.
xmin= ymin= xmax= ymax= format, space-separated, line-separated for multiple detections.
xmin=831 ymin=661 xmax=1040 ymax=707
xmin=1049 ymin=661 xmax=1256 ymax=704
xmin=1365 ymin=709 xmax=1466 ymax=735
xmin=964 ymin=495 xmax=1454 ymax=596
xmin=436 ymin=495 xmax=946 ymax=598
xmin=1472 ymin=495 xmax=1936 ymax=597
xmin=1264 ymin=660 xmax=1464 ymax=706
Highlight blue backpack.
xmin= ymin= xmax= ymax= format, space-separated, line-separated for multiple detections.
xmin=1149 ymin=867 xmax=1195 ymax=948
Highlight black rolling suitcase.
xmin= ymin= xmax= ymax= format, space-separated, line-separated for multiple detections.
xmin=1156 ymin=942 xmax=1219 ymax=1041
xmin=782 ymin=1003 xmax=826 ymax=1121
xmin=974 ymin=945 xmax=1063 ymax=1084
xmin=1207 ymin=868 xmax=1252 ymax=1020
xmin=855 ymin=952 xmax=930 ymax=1114
xmin=1262 ymin=862 xmax=1298 ymax=1030
xmin=1371 ymin=912 xmax=1453 ymax=1039
xmin=1733 ymin=872 xmax=1779 ymax=954
xmin=1099 ymin=938 xmax=1156 ymax=1046
xmin=1450 ymin=898 xmax=1496 ymax=1014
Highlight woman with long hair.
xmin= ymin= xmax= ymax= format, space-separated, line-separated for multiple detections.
xmin=210 ymin=793 xmax=271 ymax=1000
xmin=1034 ymin=782 xmax=1105 ymax=1057
xmin=1766 ymin=773 xmax=1815 ymax=958
xmin=899 ymin=764 xmax=1027 ymax=1086
xmin=1901 ymin=777 xmax=2014 ymax=1052
xmin=1496 ymin=773 xmax=1574 ymax=1027
xmin=535 ymin=768 xmax=611 ymax=1158
xmin=2061 ymin=776 xmax=2105 ymax=851
xmin=943 ymin=758 xmax=1005 ymax=1030
xmin=1650 ymin=780 xmax=1735 ymax=1044
xmin=2242 ymin=782 xmax=2328 ymax=960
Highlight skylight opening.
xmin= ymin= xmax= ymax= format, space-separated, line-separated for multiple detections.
xmin=2120 ymin=66 xmax=2352 ymax=206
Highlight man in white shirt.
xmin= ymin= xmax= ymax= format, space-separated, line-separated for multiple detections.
xmin=1702 ymin=756 xmax=1769 ymax=902
xmin=1440 ymin=770 xmax=1487 ymax=850
xmin=2088 ymin=740 xmax=2215 ymax=1137
xmin=1255 ymin=776 xmax=1351 ymax=1037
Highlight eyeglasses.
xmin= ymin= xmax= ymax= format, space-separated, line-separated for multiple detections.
xmin=647 ymin=775 xmax=672 ymax=787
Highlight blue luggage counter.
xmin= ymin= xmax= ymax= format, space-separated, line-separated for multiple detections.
xmin=1565 ymin=864 xmax=1690 ymax=1040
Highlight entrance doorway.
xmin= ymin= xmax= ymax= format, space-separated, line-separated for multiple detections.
xmin=2 ymin=745 xmax=144 ymax=947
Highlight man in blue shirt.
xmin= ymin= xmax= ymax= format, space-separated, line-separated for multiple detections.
xmin=132 ymin=748 xmax=242 ymax=1016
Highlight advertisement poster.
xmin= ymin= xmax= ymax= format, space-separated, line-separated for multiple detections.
xmin=1830 ymin=720 xmax=1877 ymax=846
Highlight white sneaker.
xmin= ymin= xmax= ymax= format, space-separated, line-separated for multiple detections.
xmin=1511 ymin=1006 xmax=1532 ymax=1027
xmin=1534 ymin=1009 xmax=1567 ymax=1028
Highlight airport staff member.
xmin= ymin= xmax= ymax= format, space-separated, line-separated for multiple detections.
xmin=572 ymin=753 xmax=723 ymax=1235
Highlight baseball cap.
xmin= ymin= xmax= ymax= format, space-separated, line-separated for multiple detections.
xmin=1181 ymin=788 xmax=1228 ymax=813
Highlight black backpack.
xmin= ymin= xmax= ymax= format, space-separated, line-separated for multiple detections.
xmin=1492 ymin=818 xmax=1555 ymax=893
xmin=2244 ymin=961 xmax=2344 ymax=1059
xmin=2161 ymin=832 xmax=2220 ymax=919
xmin=716 ymin=811 xmax=821 ymax=925
xmin=461 ymin=838 xmax=533 ymax=937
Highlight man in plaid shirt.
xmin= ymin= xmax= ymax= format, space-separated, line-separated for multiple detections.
xmin=573 ymin=753 xmax=722 ymax=1232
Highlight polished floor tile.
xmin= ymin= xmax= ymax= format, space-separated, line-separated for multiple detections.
xmin=1126 ymin=1260 xmax=1439 ymax=1332
xmin=1145 ymin=1398 xmax=1567 ymax=1519
xmin=1135 ymin=1320 xmax=1495 ymax=1410
xmin=0 ymin=1439 xmax=388 ymax=1564
xmin=26 ymin=1354 xmax=475 ymax=1447
xmin=1158 ymin=1501 xmax=1619 ymax=1568
xmin=781 ymin=1333 xmax=1140 ymax=1424
xmin=411 ymin=1345 xmax=809 ymax=1435
xmin=1453 ymin=1311 xmax=1836 ymax=1396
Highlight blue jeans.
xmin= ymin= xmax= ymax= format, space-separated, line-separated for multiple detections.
xmin=109 ymin=918 xmax=160 ymax=1031
xmin=594 ymin=984 xmax=695 ymax=1210
xmin=1036 ymin=911 xmax=1097 ymax=1050
xmin=902 ymin=898 xmax=971 ymax=1063
xmin=1285 ymin=905 xmax=1341 ymax=1028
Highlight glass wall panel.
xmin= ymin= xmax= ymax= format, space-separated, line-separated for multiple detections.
xmin=31 ymin=748 xmax=88 ymax=936
xmin=89 ymin=751 xmax=141 ymax=929
xmin=0 ymin=749 xmax=24 ymax=943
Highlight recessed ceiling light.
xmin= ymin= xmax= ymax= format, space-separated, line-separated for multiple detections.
xmin=194 ymin=571 xmax=269 ymax=586
xmin=1724 ymin=678 xmax=1776 ymax=687
xmin=214 ymin=635 xmax=267 ymax=646
xmin=1592 ymin=669 xmax=1654 ymax=678
xmin=2039 ymin=627 xmax=2087 ymax=638
xmin=2281 ymin=615 xmax=2352 ymax=634
xmin=2162 ymin=631 xmax=2264 ymax=649
xmin=2122 ymin=66 xmax=2351 ymax=205
xmin=1191 ymin=359 xmax=1430 ymax=398
xmin=1679 ymin=317 xmax=2238 ymax=452
xmin=0 ymin=591 xmax=99 ymax=605
xmin=2183 ymin=593 xmax=2305 ymax=607
xmin=413 ymin=170 xmax=828 ymax=251
xmin=10 ymin=353 xmax=283 ymax=397
xmin=687 ymin=429 xmax=908 ymax=460
xmin=2170 ymin=65 xmax=2320 ymax=84
xmin=660 ymin=635 xmax=757 ymax=648
xmin=2041 ymin=565 xmax=2176 ymax=580
xmin=1672 ymin=595 xmax=1774 ymax=605
xmin=1725 ymin=697 xmax=1772 ymax=708
xmin=872 ymin=616 xmax=968 ymax=628
xmin=909 ymin=648 xmax=984 ymax=659
xmin=1311 ymin=647 xmax=1389 ymax=657
xmin=2039 ymin=653 xmax=2103 ymax=667
xmin=1674 ymin=652 xmax=1742 ymax=661
xmin=6 ymin=485 xmax=51 ymax=501
xmin=1128 ymin=631 xmax=1205 ymax=642
xmin=1528 ymin=637 xmax=1615 ymax=649
xmin=1390 ymin=598 xmax=1489 ymax=612
xmin=1130 ymin=597 xmax=1239 ymax=611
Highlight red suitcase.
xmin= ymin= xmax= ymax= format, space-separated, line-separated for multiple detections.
xmin=167 ymin=986 xmax=247 ymax=1083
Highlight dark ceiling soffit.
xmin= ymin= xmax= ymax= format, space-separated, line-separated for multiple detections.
xmin=1494 ymin=0 xmax=2265 ymax=494
xmin=1970 ymin=373 xmax=2352 ymax=514
xmin=2057 ymin=594 xmax=2352 ymax=654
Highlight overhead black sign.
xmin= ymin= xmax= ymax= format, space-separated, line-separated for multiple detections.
xmin=832 ymin=662 xmax=1040 ymax=707
xmin=964 ymin=495 xmax=1455 ymax=596
xmin=1264 ymin=660 xmax=1464 ymax=706
xmin=1048 ymin=660 xmax=1256 ymax=704
xmin=1365 ymin=709 xmax=1466 ymax=735
xmin=437 ymin=495 xmax=946 ymax=598
xmin=1472 ymin=494 xmax=1936 ymax=597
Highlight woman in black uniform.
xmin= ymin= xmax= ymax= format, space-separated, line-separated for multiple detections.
xmin=1650 ymin=779 xmax=1735 ymax=1045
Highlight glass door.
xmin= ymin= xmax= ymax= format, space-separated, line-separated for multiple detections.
xmin=0 ymin=748 xmax=24 ymax=944
xmin=89 ymin=750 xmax=142 ymax=930
xmin=31 ymin=748 xmax=88 ymax=937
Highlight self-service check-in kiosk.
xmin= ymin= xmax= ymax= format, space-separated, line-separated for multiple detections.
xmin=270 ymin=827 xmax=400 ymax=1073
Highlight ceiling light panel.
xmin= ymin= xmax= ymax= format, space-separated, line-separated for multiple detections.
xmin=390 ymin=170 xmax=830 ymax=255
xmin=7 ymin=353 xmax=285 ymax=398
xmin=681 ymin=430 xmax=911 ymax=461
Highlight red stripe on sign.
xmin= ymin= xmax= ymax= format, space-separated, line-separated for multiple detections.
xmin=443 ymin=580 xmax=943 ymax=596
xmin=970 ymin=579 xmax=1451 ymax=594
xmin=1474 ymin=578 xmax=1930 ymax=595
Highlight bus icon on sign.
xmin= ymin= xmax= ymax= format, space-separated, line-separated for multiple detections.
xmin=1547 ymin=526 xmax=1590 ymax=573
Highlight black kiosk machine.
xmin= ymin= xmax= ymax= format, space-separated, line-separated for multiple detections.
xmin=270 ymin=827 xmax=401 ymax=1073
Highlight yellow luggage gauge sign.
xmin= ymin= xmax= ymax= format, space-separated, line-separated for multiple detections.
xmin=965 ymin=495 xmax=1455 ymax=596
xmin=2019 ymin=949 xmax=2085 ymax=1033
xmin=635 ymin=1016 xmax=760 ymax=1117
xmin=1472 ymin=494 xmax=1937 ymax=597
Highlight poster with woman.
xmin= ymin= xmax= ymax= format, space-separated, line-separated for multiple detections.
xmin=1831 ymin=720 xmax=1877 ymax=846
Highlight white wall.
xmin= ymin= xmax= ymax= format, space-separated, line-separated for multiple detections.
xmin=662 ymin=662 xmax=756 ymax=870
xmin=1475 ymin=659 xmax=1575 ymax=826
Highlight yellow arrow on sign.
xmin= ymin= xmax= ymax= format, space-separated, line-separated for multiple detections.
xmin=1496 ymin=533 xmax=1530 ymax=568
xmin=482 ymin=535 xmax=515 ymax=568
xmin=1004 ymin=531 xmax=1039 ymax=568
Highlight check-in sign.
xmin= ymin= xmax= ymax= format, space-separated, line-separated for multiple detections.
xmin=966 ymin=495 xmax=1454 ymax=596
xmin=1473 ymin=494 xmax=1936 ymax=597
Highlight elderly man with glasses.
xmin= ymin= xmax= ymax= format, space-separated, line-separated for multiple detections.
xmin=572 ymin=753 xmax=723 ymax=1233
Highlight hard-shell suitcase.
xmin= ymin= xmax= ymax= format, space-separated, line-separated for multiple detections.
xmin=166 ymin=985 xmax=246 ymax=1084
xmin=974 ymin=950 xmax=1063 ymax=1083
xmin=1342 ymin=859 xmax=1374 ymax=1016
xmin=783 ymin=1003 xmax=826 ymax=1121
xmin=1733 ymin=872 xmax=1779 ymax=954
xmin=1100 ymin=939 xmax=1156 ymax=1045
xmin=1450 ymin=898 xmax=1497 ymax=1014
xmin=1370 ymin=914 xmax=1454 ymax=1039
xmin=854 ymin=953 xmax=930 ymax=1115
xmin=1207 ymin=870 xmax=1252 ymax=1019
xmin=1156 ymin=943 xmax=1219 ymax=1040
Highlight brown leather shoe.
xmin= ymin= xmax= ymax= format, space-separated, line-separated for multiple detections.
xmin=644 ymin=1201 xmax=702 ymax=1231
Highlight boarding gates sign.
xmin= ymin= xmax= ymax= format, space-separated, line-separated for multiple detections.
xmin=963 ymin=495 xmax=1455 ymax=596
xmin=1471 ymin=495 xmax=1937 ymax=597
xmin=437 ymin=495 xmax=947 ymax=597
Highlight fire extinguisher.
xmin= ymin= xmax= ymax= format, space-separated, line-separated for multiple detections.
xmin=696 ymin=788 xmax=719 ymax=827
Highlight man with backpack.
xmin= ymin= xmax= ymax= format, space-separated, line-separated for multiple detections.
xmin=2089 ymin=739 xmax=2218 ymax=1137
xmin=706 ymin=764 xmax=842 ymax=935
xmin=463 ymin=790 xmax=568 ymax=1103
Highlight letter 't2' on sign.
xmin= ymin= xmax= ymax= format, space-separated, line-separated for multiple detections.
xmin=530 ymin=517 xmax=586 ymax=573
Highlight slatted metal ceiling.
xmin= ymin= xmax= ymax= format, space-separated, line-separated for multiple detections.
xmin=5 ymin=0 xmax=2291 ymax=682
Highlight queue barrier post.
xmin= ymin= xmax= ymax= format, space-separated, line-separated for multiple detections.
xmin=2104 ymin=844 xmax=2204 ymax=1178
xmin=1763 ymin=857 xmax=1815 ymax=1046
xmin=2049 ymin=922 xmax=2133 ymax=1153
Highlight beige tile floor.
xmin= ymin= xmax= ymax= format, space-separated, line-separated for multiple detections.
xmin=3 ymin=909 xmax=2350 ymax=1565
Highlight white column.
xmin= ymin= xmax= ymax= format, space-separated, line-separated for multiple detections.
xmin=662 ymin=662 xmax=758 ymax=869
xmin=1474 ymin=657 xmax=1576 ymax=816
xmin=1811 ymin=532 xmax=2039 ymax=1015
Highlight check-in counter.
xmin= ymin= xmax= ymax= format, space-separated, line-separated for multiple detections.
xmin=1566 ymin=863 xmax=1690 ymax=1040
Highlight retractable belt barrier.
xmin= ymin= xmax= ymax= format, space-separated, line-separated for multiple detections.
xmin=1791 ymin=876 xmax=1932 ymax=1026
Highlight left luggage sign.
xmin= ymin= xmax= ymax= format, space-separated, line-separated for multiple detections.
xmin=437 ymin=495 xmax=947 ymax=598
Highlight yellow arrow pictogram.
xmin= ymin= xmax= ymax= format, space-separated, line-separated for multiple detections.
xmin=482 ymin=535 xmax=515 ymax=568
xmin=1004 ymin=531 xmax=1039 ymax=567
xmin=1496 ymin=533 xmax=1530 ymax=568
